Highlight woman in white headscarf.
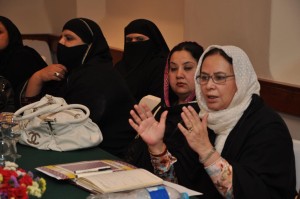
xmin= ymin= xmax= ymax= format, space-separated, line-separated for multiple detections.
xmin=130 ymin=45 xmax=297 ymax=198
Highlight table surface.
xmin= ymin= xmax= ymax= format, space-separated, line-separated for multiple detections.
xmin=16 ymin=144 xmax=118 ymax=199
xmin=16 ymin=144 xmax=204 ymax=199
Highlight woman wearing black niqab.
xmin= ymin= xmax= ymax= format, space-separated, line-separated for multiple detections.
xmin=114 ymin=19 xmax=170 ymax=102
xmin=24 ymin=18 xmax=136 ymax=158
xmin=0 ymin=16 xmax=47 ymax=111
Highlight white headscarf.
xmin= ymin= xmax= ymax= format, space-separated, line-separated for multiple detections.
xmin=195 ymin=45 xmax=260 ymax=153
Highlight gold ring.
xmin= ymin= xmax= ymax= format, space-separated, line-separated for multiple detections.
xmin=54 ymin=72 xmax=60 ymax=77
xmin=188 ymin=127 xmax=193 ymax=133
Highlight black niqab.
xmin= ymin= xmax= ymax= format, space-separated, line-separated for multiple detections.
xmin=115 ymin=19 xmax=169 ymax=102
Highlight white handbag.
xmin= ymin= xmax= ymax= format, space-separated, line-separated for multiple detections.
xmin=13 ymin=95 xmax=103 ymax=151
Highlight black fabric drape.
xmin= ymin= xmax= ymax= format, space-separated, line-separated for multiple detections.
xmin=0 ymin=16 xmax=47 ymax=110
xmin=222 ymin=94 xmax=296 ymax=199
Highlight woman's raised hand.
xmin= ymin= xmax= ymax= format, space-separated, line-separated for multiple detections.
xmin=178 ymin=106 xmax=213 ymax=158
xmin=129 ymin=103 xmax=168 ymax=147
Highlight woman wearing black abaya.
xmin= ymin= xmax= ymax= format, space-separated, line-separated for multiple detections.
xmin=126 ymin=41 xmax=206 ymax=191
xmin=114 ymin=19 xmax=169 ymax=102
xmin=0 ymin=16 xmax=47 ymax=111
xmin=24 ymin=18 xmax=136 ymax=158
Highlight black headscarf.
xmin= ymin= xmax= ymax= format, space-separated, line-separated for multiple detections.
xmin=124 ymin=19 xmax=169 ymax=54
xmin=0 ymin=16 xmax=23 ymax=68
xmin=115 ymin=19 xmax=170 ymax=102
xmin=0 ymin=16 xmax=47 ymax=110
xmin=61 ymin=18 xmax=112 ymax=65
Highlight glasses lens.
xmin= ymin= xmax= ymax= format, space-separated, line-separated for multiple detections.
xmin=198 ymin=74 xmax=210 ymax=84
xmin=213 ymin=74 xmax=227 ymax=84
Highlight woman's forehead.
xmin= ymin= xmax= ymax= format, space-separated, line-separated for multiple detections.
xmin=201 ymin=54 xmax=234 ymax=73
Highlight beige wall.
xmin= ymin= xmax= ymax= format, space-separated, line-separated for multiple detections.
xmin=76 ymin=0 xmax=106 ymax=26
xmin=184 ymin=0 xmax=272 ymax=80
xmin=0 ymin=0 xmax=53 ymax=33
xmin=0 ymin=0 xmax=76 ymax=34
xmin=96 ymin=0 xmax=184 ymax=50
xmin=269 ymin=0 xmax=300 ymax=85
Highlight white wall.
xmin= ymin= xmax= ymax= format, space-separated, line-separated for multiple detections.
xmin=184 ymin=0 xmax=272 ymax=80
xmin=0 ymin=0 xmax=53 ymax=33
xmin=269 ymin=0 xmax=300 ymax=85
xmin=76 ymin=0 xmax=106 ymax=24
xmin=280 ymin=113 xmax=300 ymax=140
xmin=0 ymin=0 xmax=76 ymax=34
xmin=97 ymin=0 xmax=184 ymax=50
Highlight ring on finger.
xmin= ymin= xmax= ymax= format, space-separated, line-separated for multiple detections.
xmin=188 ymin=126 xmax=193 ymax=133
xmin=54 ymin=72 xmax=60 ymax=77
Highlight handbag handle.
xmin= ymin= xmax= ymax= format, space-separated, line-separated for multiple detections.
xmin=14 ymin=94 xmax=67 ymax=120
xmin=14 ymin=103 xmax=90 ymax=124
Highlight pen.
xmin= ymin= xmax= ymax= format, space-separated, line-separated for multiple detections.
xmin=74 ymin=166 xmax=111 ymax=174
xmin=75 ymin=169 xmax=113 ymax=178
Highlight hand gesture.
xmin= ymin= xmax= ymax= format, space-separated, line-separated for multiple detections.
xmin=34 ymin=64 xmax=67 ymax=82
xmin=178 ymin=106 xmax=213 ymax=158
xmin=129 ymin=104 xmax=168 ymax=147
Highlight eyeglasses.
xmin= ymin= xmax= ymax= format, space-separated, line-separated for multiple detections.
xmin=196 ymin=73 xmax=235 ymax=85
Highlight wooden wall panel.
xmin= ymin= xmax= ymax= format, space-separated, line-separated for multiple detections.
xmin=259 ymin=79 xmax=300 ymax=117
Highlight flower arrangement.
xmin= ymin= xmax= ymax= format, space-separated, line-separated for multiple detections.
xmin=0 ymin=161 xmax=46 ymax=199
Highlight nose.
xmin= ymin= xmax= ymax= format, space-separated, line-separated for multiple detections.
xmin=176 ymin=68 xmax=184 ymax=78
xmin=58 ymin=37 xmax=66 ymax=45
xmin=205 ymin=77 xmax=216 ymax=89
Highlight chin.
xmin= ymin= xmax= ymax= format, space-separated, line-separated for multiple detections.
xmin=206 ymin=104 xmax=221 ymax=111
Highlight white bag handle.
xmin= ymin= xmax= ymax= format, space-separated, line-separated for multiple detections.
xmin=14 ymin=104 xmax=90 ymax=124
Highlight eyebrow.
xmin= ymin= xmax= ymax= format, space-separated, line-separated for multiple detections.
xmin=200 ymin=71 xmax=227 ymax=74
xmin=62 ymin=33 xmax=75 ymax=38
xmin=170 ymin=61 xmax=196 ymax=65
xmin=183 ymin=61 xmax=196 ymax=65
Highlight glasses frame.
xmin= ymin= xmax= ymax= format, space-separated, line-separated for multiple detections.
xmin=196 ymin=73 xmax=235 ymax=85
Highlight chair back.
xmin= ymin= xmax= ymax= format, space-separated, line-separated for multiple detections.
xmin=23 ymin=39 xmax=53 ymax=65
xmin=139 ymin=95 xmax=161 ymax=111
xmin=293 ymin=139 xmax=300 ymax=191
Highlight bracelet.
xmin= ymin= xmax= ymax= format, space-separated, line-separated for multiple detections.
xmin=148 ymin=144 xmax=167 ymax=157
xmin=204 ymin=156 xmax=222 ymax=169
xmin=199 ymin=147 xmax=216 ymax=164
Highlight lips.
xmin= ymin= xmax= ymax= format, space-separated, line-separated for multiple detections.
xmin=207 ymin=95 xmax=217 ymax=99
xmin=176 ymin=82 xmax=186 ymax=87
xmin=206 ymin=95 xmax=218 ymax=103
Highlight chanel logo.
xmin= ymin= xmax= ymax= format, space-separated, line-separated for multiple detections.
xmin=27 ymin=132 xmax=41 ymax=145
